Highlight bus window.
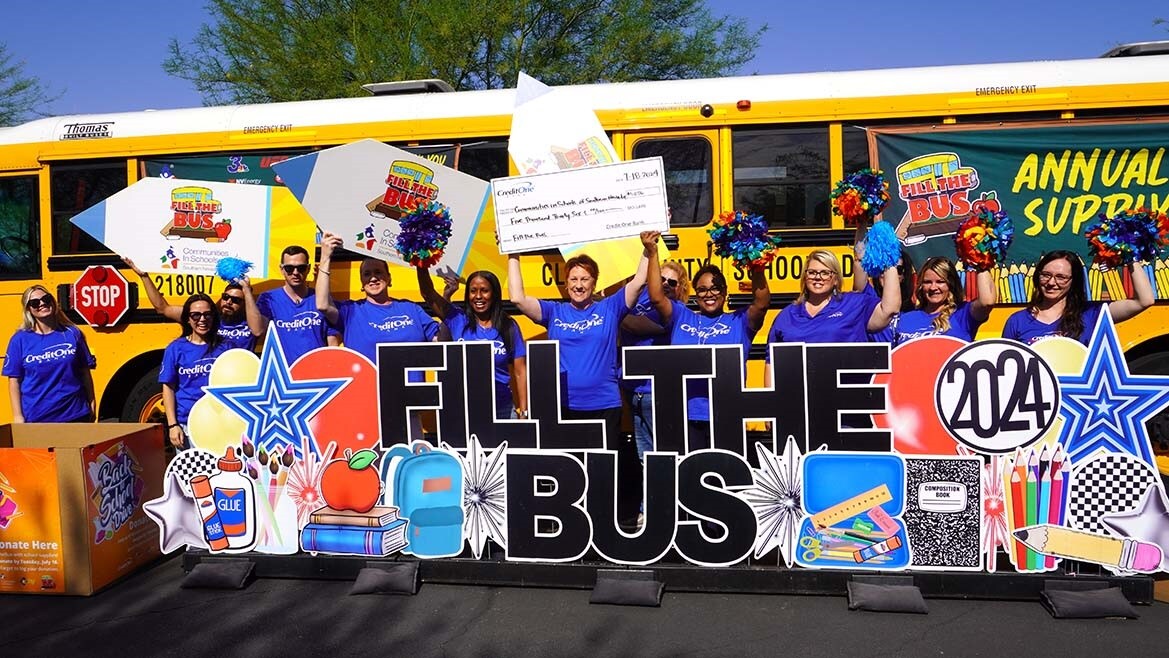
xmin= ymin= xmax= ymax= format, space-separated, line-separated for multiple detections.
xmin=457 ymin=141 xmax=509 ymax=181
xmin=630 ymin=136 xmax=714 ymax=227
xmin=0 ymin=176 xmax=41 ymax=278
xmin=843 ymin=125 xmax=871 ymax=175
xmin=732 ymin=127 xmax=830 ymax=228
xmin=50 ymin=161 xmax=126 ymax=255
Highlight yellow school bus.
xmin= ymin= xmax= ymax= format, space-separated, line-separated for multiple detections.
xmin=0 ymin=47 xmax=1168 ymax=443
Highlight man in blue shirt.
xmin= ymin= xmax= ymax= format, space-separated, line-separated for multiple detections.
xmin=245 ymin=245 xmax=340 ymax=363
xmin=125 ymin=258 xmax=260 ymax=351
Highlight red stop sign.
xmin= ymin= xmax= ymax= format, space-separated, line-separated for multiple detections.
xmin=72 ymin=265 xmax=131 ymax=327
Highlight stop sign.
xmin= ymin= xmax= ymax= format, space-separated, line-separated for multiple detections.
xmin=72 ymin=265 xmax=131 ymax=327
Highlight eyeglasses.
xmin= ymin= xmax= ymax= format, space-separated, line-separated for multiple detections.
xmin=1038 ymin=272 xmax=1072 ymax=284
xmin=694 ymin=286 xmax=724 ymax=296
xmin=26 ymin=296 xmax=53 ymax=310
xmin=661 ymin=277 xmax=680 ymax=288
xmin=189 ymin=311 xmax=213 ymax=321
xmin=805 ymin=269 xmax=835 ymax=280
xmin=282 ymin=264 xmax=310 ymax=275
xmin=220 ymin=293 xmax=244 ymax=305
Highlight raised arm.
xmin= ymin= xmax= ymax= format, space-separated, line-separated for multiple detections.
xmin=315 ymin=232 xmax=341 ymax=325
xmin=746 ymin=266 xmax=771 ymax=332
xmin=416 ymin=266 xmax=454 ymax=319
xmin=852 ymin=217 xmax=870 ymax=293
xmin=240 ymin=277 xmax=265 ymax=337
xmin=512 ymin=357 xmax=528 ymax=418
xmin=969 ymin=268 xmax=998 ymax=322
xmin=867 ymin=264 xmax=903 ymax=332
xmin=643 ymin=233 xmax=672 ymax=321
xmin=124 ymin=257 xmax=181 ymax=322
xmin=507 ymin=254 xmax=542 ymax=323
xmin=624 ymin=232 xmax=656 ymax=308
xmin=1108 ymin=261 xmax=1156 ymax=323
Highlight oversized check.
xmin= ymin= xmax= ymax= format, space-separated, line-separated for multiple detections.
xmin=493 ymin=157 xmax=669 ymax=254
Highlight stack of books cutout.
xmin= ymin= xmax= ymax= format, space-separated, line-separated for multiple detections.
xmin=300 ymin=506 xmax=408 ymax=556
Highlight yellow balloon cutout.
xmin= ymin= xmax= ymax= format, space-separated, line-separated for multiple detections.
xmin=187 ymin=395 xmax=248 ymax=457
xmin=1030 ymin=337 xmax=1090 ymax=452
xmin=209 ymin=349 xmax=261 ymax=387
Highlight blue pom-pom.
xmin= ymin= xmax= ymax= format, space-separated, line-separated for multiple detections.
xmin=215 ymin=257 xmax=253 ymax=282
xmin=860 ymin=221 xmax=901 ymax=277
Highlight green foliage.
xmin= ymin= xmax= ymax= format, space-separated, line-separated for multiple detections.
xmin=163 ymin=0 xmax=765 ymax=104
xmin=0 ymin=43 xmax=56 ymax=126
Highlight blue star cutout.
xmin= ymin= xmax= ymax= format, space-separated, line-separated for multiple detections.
xmin=1058 ymin=312 xmax=1169 ymax=467
xmin=206 ymin=330 xmax=350 ymax=458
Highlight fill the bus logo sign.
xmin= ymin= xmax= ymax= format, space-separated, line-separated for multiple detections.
xmin=893 ymin=152 xmax=1000 ymax=246
xmin=60 ymin=122 xmax=114 ymax=140
xmin=366 ymin=160 xmax=439 ymax=221
xmin=163 ymin=186 xmax=233 ymax=242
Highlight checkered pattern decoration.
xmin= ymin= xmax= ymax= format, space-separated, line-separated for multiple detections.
xmin=164 ymin=449 xmax=220 ymax=496
xmin=1069 ymin=451 xmax=1158 ymax=534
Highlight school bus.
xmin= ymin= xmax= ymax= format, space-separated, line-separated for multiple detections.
xmin=1 ymin=47 xmax=1168 ymax=446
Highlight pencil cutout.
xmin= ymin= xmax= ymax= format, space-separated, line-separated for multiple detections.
xmin=1013 ymin=524 xmax=1163 ymax=574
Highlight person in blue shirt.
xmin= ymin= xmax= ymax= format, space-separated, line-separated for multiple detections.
xmin=1002 ymin=250 xmax=1154 ymax=346
xmin=125 ymin=258 xmax=259 ymax=351
xmin=159 ymin=294 xmax=228 ymax=449
xmin=851 ymin=235 xmax=915 ymax=344
xmin=621 ymin=260 xmax=690 ymax=462
xmin=245 ymin=245 xmax=341 ymax=363
xmin=417 ymin=265 xmax=527 ymax=420
xmin=644 ymin=246 xmax=769 ymax=450
xmin=891 ymin=257 xmax=996 ymax=346
xmin=507 ymin=232 xmax=652 ymax=447
xmin=4 ymin=285 xmax=96 ymax=423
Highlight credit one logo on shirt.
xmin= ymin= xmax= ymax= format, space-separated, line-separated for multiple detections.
xmin=371 ymin=315 xmax=414 ymax=332
xmin=272 ymin=312 xmax=322 ymax=331
xmin=24 ymin=343 xmax=77 ymax=364
xmin=220 ymin=324 xmax=252 ymax=339
xmin=456 ymin=337 xmax=507 ymax=356
xmin=177 ymin=360 xmax=216 ymax=377
xmin=553 ymin=314 xmax=604 ymax=333
xmin=678 ymin=321 xmax=731 ymax=342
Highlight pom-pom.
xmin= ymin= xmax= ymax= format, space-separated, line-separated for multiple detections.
xmin=831 ymin=169 xmax=891 ymax=224
xmin=954 ymin=208 xmax=1014 ymax=271
xmin=395 ymin=201 xmax=453 ymax=269
xmin=215 ymin=257 xmax=253 ymax=282
xmin=708 ymin=210 xmax=781 ymax=270
xmin=860 ymin=221 xmax=902 ymax=277
xmin=1084 ymin=207 xmax=1169 ymax=269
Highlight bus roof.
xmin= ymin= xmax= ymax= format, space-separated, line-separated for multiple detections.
xmin=3 ymin=54 xmax=1168 ymax=147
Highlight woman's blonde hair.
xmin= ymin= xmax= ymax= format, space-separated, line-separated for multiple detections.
xmin=661 ymin=260 xmax=692 ymax=304
xmin=20 ymin=285 xmax=75 ymax=332
xmin=914 ymin=257 xmax=964 ymax=333
xmin=797 ymin=250 xmax=842 ymax=303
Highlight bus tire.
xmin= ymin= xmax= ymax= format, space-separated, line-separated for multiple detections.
xmin=1129 ymin=351 xmax=1169 ymax=453
xmin=121 ymin=366 xmax=165 ymax=424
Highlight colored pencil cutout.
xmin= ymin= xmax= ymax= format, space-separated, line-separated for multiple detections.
xmin=1013 ymin=524 xmax=1163 ymax=574
xmin=1025 ymin=463 xmax=1037 ymax=570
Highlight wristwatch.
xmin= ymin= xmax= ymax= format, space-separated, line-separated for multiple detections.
xmin=516 ymin=409 xmax=529 ymax=419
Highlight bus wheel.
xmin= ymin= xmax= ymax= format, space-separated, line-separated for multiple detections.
xmin=1129 ymin=351 xmax=1169 ymax=454
xmin=121 ymin=366 xmax=166 ymax=423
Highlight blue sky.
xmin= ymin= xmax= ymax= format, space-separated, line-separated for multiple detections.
xmin=3 ymin=1 xmax=1167 ymax=117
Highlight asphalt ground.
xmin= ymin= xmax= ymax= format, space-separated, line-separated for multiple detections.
xmin=3 ymin=555 xmax=1168 ymax=657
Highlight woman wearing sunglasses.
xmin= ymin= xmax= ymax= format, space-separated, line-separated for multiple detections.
xmin=890 ymin=256 xmax=996 ymax=345
xmin=125 ymin=258 xmax=258 ymax=351
xmin=4 ymin=286 xmax=96 ymax=423
xmin=159 ymin=294 xmax=227 ymax=449
xmin=643 ymin=242 xmax=768 ymax=449
xmin=1002 ymin=250 xmax=1154 ymax=346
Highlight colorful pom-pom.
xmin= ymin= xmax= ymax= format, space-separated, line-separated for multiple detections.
xmin=1084 ymin=207 xmax=1169 ymax=269
xmin=215 ymin=257 xmax=253 ymax=282
xmin=708 ymin=210 xmax=781 ymax=270
xmin=954 ymin=208 xmax=1014 ymax=271
xmin=831 ymin=169 xmax=891 ymax=224
xmin=395 ymin=201 xmax=453 ymax=269
xmin=860 ymin=221 xmax=902 ymax=277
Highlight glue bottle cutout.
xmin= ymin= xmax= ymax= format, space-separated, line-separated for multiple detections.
xmin=189 ymin=475 xmax=230 ymax=552
xmin=209 ymin=447 xmax=256 ymax=552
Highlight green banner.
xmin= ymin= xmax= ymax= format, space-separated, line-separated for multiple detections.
xmin=874 ymin=123 xmax=1169 ymax=303
xmin=143 ymin=154 xmax=299 ymax=185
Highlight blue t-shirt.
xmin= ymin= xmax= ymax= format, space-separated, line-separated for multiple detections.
xmin=538 ymin=293 xmax=629 ymax=411
xmin=3 ymin=326 xmax=95 ymax=422
xmin=892 ymin=303 xmax=983 ymax=345
xmin=257 ymin=288 xmax=337 ymax=363
xmin=859 ymin=283 xmax=896 ymax=343
xmin=1002 ymin=302 xmax=1105 ymax=347
xmin=218 ymin=318 xmax=256 ymax=351
xmin=159 ymin=338 xmax=227 ymax=425
xmin=444 ymin=305 xmax=526 ymax=415
xmin=767 ymin=291 xmax=880 ymax=360
xmin=666 ymin=302 xmax=754 ymax=421
xmin=620 ymin=289 xmax=668 ymax=395
xmin=337 ymin=299 xmax=439 ymax=380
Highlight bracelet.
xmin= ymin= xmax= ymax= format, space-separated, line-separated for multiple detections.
xmin=516 ymin=409 xmax=529 ymax=419
xmin=318 ymin=269 xmax=330 ymax=275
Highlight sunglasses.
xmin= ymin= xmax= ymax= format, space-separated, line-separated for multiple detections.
xmin=282 ymin=264 xmax=310 ymax=275
xmin=26 ymin=296 xmax=54 ymax=310
xmin=220 ymin=293 xmax=244 ymax=305
xmin=661 ymin=276 xmax=680 ymax=288
xmin=189 ymin=311 xmax=213 ymax=321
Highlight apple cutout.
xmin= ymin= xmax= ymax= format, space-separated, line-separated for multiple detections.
xmin=320 ymin=448 xmax=382 ymax=513
xmin=213 ymin=219 xmax=233 ymax=241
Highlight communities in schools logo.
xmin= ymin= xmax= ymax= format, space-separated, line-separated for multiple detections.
xmin=894 ymin=152 xmax=1000 ymax=244
xmin=162 ymin=186 xmax=234 ymax=243
xmin=159 ymin=247 xmax=180 ymax=269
